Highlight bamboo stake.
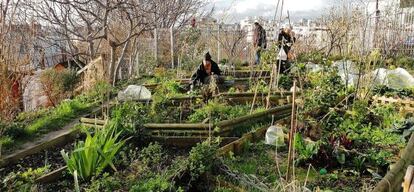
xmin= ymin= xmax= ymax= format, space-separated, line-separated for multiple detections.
xmin=144 ymin=123 xmax=209 ymax=130
xmin=286 ymin=80 xmax=297 ymax=182
xmin=79 ymin=118 xmax=106 ymax=125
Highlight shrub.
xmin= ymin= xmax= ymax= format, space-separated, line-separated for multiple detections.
xmin=39 ymin=68 xmax=79 ymax=106
xmin=187 ymin=139 xmax=220 ymax=181
xmin=278 ymin=74 xmax=293 ymax=90
xmin=303 ymin=69 xmax=345 ymax=114
xmin=61 ymin=124 xmax=126 ymax=181
xmin=139 ymin=142 xmax=165 ymax=167
xmin=83 ymin=81 xmax=113 ymax=104
xmin=111 ymin=102 xmax=148 ymax=135
xmin=86 ymin=173 xmax=123 ymax=192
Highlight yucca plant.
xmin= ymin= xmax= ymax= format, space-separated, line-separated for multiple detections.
xmin=61 ymin=124 xmax=126 ymax=181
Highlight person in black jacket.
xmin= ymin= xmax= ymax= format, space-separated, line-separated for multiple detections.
xmin=277 ymin=26 xmax=296 ymax=73
xmin=190 ymin=52 xmax=222 ymax=90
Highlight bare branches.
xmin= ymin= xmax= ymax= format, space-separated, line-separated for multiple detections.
xmin=210 ymin=26 xmax=247 ymax=65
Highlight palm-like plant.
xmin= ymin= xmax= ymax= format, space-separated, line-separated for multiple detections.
xmin=61 ymin=124 xmax=126 ymax=181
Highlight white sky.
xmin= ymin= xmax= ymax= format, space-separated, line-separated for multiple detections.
xmin=209 ymin=0 xmax=336 ymax=22
xmin=230 ymin=0 xmax=325 ymax=13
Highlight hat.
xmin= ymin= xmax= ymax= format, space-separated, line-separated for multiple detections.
xmin=204 ymin=52 xmax=212 ymax=61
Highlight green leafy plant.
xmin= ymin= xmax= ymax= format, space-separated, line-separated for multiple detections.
xmin=130 ymin=174 xmax=173 ymax=192
xmin=61 ymin=124 xmax=126 ymax=181
xmin=395 ymin=56 xmax=414 ymax=69
xmin=188 ymin=100 xmax=249 ymax=123
xmin=294 ymin=133 xmax=320 ymax=164
xmin=366 ymin=149 xmax=392 ymax=168
xmin=2 ymin=165 xmax=50 ymax=191
xmin=188 ymin=139 xmax=220 ymax=181
xmin=353 ymin=156 xmax=366 ymax=173
xmin=248 ymin=79 xmax=269 ymax=93
xmin=150 ymin=79 xmax=184 ymax=122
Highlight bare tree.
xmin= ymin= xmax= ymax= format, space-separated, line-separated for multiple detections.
xmin=30 ymin=0 xmax=206 ymax=84
xmin=210 ymin=26 xmax=247 ymax=66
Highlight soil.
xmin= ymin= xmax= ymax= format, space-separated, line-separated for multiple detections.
xmin=0 ymin=142 xmax=74 ymax=179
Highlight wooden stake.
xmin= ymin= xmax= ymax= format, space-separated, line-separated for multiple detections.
xmin=286 ymin=80 xmax=296 ymax=181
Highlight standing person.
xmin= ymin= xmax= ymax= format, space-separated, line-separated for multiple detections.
xmin=190 ymin=52 xmax=222 ymax=90
xmin=277 ymin=26 xmax=296 ymax=73
xmin=253 ymin=21 xmax=267 ymax=65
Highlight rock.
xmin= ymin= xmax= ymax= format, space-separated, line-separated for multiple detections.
xmin=117 ymin=85 xmax=151 ymax=101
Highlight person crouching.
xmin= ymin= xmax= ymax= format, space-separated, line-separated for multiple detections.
xmin=190 ymin=52 xmax=223 ymax=90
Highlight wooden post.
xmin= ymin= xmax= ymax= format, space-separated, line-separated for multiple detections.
xmin=217 ymin=22 xmax=221 ymax=63
xmin=286 ymin=80 xmax=297 ymax=181
xmin=154 ymin=27 xmax=158 ymax=63
xmin=170 ymin=26 xmax=174 ymax=68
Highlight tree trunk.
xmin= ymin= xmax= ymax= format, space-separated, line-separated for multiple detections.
xmin=113 ymin=40 xmax=130 ymax=85
xmin=128 ymin=37 xmax=139 ymax=78
xmin=88 ymin=40 xmax=95 ymax=59
xmin=108 ymin=45 xmax=116 ymax=83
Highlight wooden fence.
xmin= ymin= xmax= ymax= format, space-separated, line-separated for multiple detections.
xmin=372 ymin=95 xmax=414 ymax=112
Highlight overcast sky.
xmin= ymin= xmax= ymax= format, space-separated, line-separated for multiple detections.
xmin=208 ymin=0 xmax=338 ymax=23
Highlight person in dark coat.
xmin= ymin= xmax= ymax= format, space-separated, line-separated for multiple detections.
xmin=277 ymin=26 xmax=296 ymax=74
xmin=253 ymin=21 xmax=267 ymax=65
xmin=190 ymin=52 xmax=222 ymax=90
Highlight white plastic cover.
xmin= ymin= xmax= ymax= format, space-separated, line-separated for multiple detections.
xmin=265 ymin=125 xmax=285 ymax=147
xmin=117 ymin=85 xmax=151 ymax=101
xmin=369 ymin=67 xmax=414 ymax=89
xmin=305 ymin=62 xmax=323 ymax=73
xmin=334 ymin=60 xmax=414 ymax=89
xmin=333 ymin=60 xmax=359 ymax=87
